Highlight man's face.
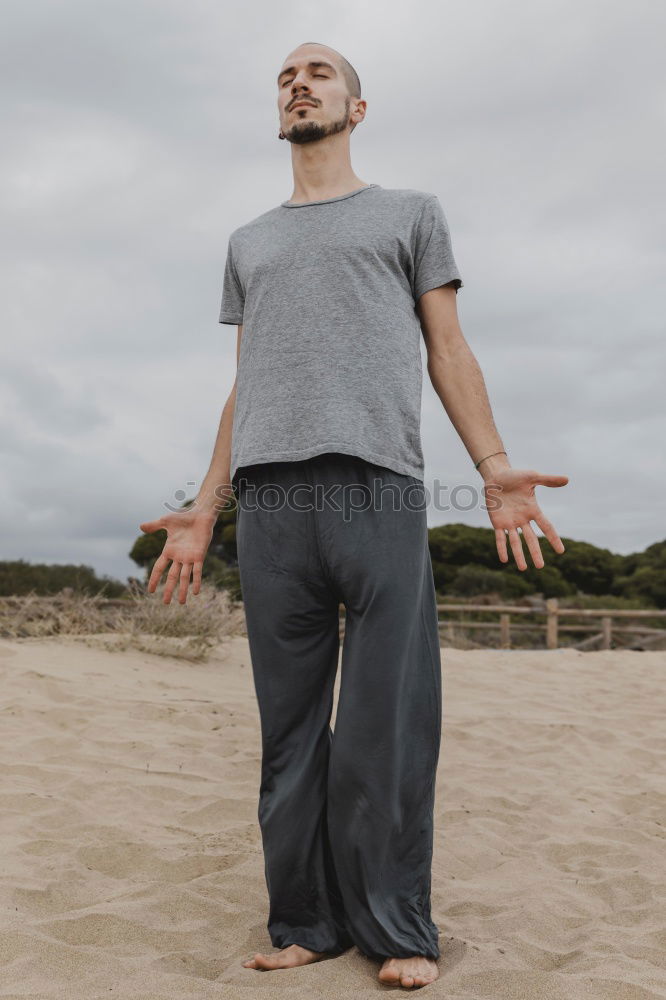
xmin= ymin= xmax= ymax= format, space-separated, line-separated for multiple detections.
xmin=277 ymin=47 xmax=354 ymax=145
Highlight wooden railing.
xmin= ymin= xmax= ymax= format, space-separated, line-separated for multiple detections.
xmin=433 ymin=598 xmax=666 ymax=650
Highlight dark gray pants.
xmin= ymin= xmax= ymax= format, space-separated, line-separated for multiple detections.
xmin=234 ymin=452 xmax=442 ymax=961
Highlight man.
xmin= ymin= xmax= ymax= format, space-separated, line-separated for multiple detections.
xmin=139 ymin=41 xmax=568 ymax=990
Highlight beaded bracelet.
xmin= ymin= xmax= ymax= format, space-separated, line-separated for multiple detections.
xmin=474 ymin=450 xmax=507 ymax=471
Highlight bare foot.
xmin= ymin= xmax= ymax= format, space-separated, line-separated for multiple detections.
xmin=378 ymin=955 xmax=439 ymax=988
xmin=242 ymin=943 xmax=328 ymax=970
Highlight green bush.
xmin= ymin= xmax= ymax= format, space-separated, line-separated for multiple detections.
xmin=449 ymin=565 xmax=532 ymax=600
xmin=0 ymin=560 xmax=126 ymax=598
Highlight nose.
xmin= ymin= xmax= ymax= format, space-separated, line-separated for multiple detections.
xmin=289 ymin=74 xmax=312 ymax=97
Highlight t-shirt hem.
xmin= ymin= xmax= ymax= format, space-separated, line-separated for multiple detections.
xmin=219 ymin=314 xmax=243 ymax=324
xmin=232 ymin=442 xmax=424 ymax=482
xmin=414 ymin=274 xmax=463 ymax=301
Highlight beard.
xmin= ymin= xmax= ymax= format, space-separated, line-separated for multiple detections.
xmin=283 ymin=97 xmax=351 ymax=145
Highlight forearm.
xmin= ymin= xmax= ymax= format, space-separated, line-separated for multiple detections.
xmin=194 ymin=383 xmax=237 ymax=515
xmin=427 ymin=342 xmax=511 ymax=481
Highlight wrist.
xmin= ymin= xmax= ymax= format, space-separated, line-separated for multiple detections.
xmin=194 ymin=484 xmax=235 ymax=515
xmin=476 ymin=452 xmax=511 ymax=480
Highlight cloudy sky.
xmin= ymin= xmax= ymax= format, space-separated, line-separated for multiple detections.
xmin=2 ymin=0 xmax=664 ymax=585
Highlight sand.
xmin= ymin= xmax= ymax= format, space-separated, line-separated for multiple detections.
xmin=0 ymin=634 xmax=664 ymax=999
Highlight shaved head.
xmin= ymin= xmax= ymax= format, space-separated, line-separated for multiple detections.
xmin=277 ymin=42 xmax=365 ymax=140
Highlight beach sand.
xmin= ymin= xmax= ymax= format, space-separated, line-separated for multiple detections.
xmin=0 ymin=634 xmax=664 ymax=999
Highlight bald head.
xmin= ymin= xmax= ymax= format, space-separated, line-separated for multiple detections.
xmin=277 ymin=42 xmax=365 ymax=141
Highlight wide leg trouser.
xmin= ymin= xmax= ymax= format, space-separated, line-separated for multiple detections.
xmin=234 ymin=452 xmax=443 ymax=961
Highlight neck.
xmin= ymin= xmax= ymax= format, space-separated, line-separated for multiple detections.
xmin=287 ymin=134 xmax=367 ymax=203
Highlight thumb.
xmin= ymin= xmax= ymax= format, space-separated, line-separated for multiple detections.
xmin=534 ymin=473 xmax=569 ymax=488
xmin=139 ymin=518 xmax=165 ymax=533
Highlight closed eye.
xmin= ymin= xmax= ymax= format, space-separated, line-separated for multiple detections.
xmin=281 ymin=74 xmax=328 ymax=86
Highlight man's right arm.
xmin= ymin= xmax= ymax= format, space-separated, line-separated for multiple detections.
xmin=194 ymin=323 xmax=243 ymax=516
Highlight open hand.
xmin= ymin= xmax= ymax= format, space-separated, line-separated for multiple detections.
xmin=138 ymin=509 xmax=218 ymax=604
xmin=483 ymin=468 xmax=569 ymax=570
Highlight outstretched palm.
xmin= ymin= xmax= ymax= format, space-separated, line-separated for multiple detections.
xmin=138 ymin=509 xmax=218 ymax=604
xmin=484 ymin=468 xmax=569 ymax=570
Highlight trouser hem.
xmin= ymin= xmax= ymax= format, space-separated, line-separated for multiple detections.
xmin=271 ymin=932 xmax=355 ymax=955
xmin=360 ymin=943 xmax=441 ymax=962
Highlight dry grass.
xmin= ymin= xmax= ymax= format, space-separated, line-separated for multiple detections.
xmin=0 ymin=583 xmax=247 ymax=662
xmin=438 ymin=623 xmax=487 ymax=650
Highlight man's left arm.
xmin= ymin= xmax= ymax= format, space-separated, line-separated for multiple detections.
xmin=416 ymin=284 xmax=569 ymax=570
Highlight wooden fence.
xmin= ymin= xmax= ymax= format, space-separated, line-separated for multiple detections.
xmin=432 ymin=598 xmax=666 ymax=650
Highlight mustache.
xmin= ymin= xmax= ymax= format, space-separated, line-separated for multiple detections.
xmin=288 ymin=99 xmax=318 ymax=110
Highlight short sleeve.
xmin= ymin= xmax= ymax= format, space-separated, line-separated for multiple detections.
xmin=219 ymin=238 xmax=245 ymax=325
xmin=412 ymin=195 xmax=463 ymax=302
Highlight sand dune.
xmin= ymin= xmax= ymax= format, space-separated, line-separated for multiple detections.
xmin=0 ymin=634 xmax=664 ymax=998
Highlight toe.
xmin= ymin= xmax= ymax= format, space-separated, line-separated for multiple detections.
xmin=378 ymin=963 xmax=400 ymax=984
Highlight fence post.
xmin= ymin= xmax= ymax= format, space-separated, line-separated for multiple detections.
xmin=500 ymin=613 xmax=511 ymax=649
xmin=601 ymin=616 xmax=612 ymax=649
xmin=545 ymin=598 xmax=559 ymax=649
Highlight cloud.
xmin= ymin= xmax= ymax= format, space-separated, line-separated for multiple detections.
xmin=2 ymin=0 xmax=664 ymax=584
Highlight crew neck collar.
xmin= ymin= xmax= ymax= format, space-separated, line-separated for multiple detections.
xmin=281 ymin=183 xmax=380 ymax=208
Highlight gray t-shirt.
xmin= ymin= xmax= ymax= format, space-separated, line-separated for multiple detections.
xmin=219 ymin=183 xmax=463 ymax=484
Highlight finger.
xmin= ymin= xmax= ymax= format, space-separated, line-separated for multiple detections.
xmin=163 ymin=562 xmax=182 ymax=605
xmin=495 ymin=528 xmax=509 ymax=563
xmin=534 ymin=473 xmax=569 ymax=488
xmin=192 ymin=562 xmax=203 ymax=595
xmin=178 ymin=563 xmax=192 ymax=604
xmin=508 ymin=527 xmax=527 ymax=571
xmin=139 ymin=518 xmax=164 ymax=533
xmin=147 ymin=554 xmax=170 ymax=593
xmin=534 ymin=513 xmax=566 ymax=554
xmin=521 ymin=521 xmax=544 ymax=569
